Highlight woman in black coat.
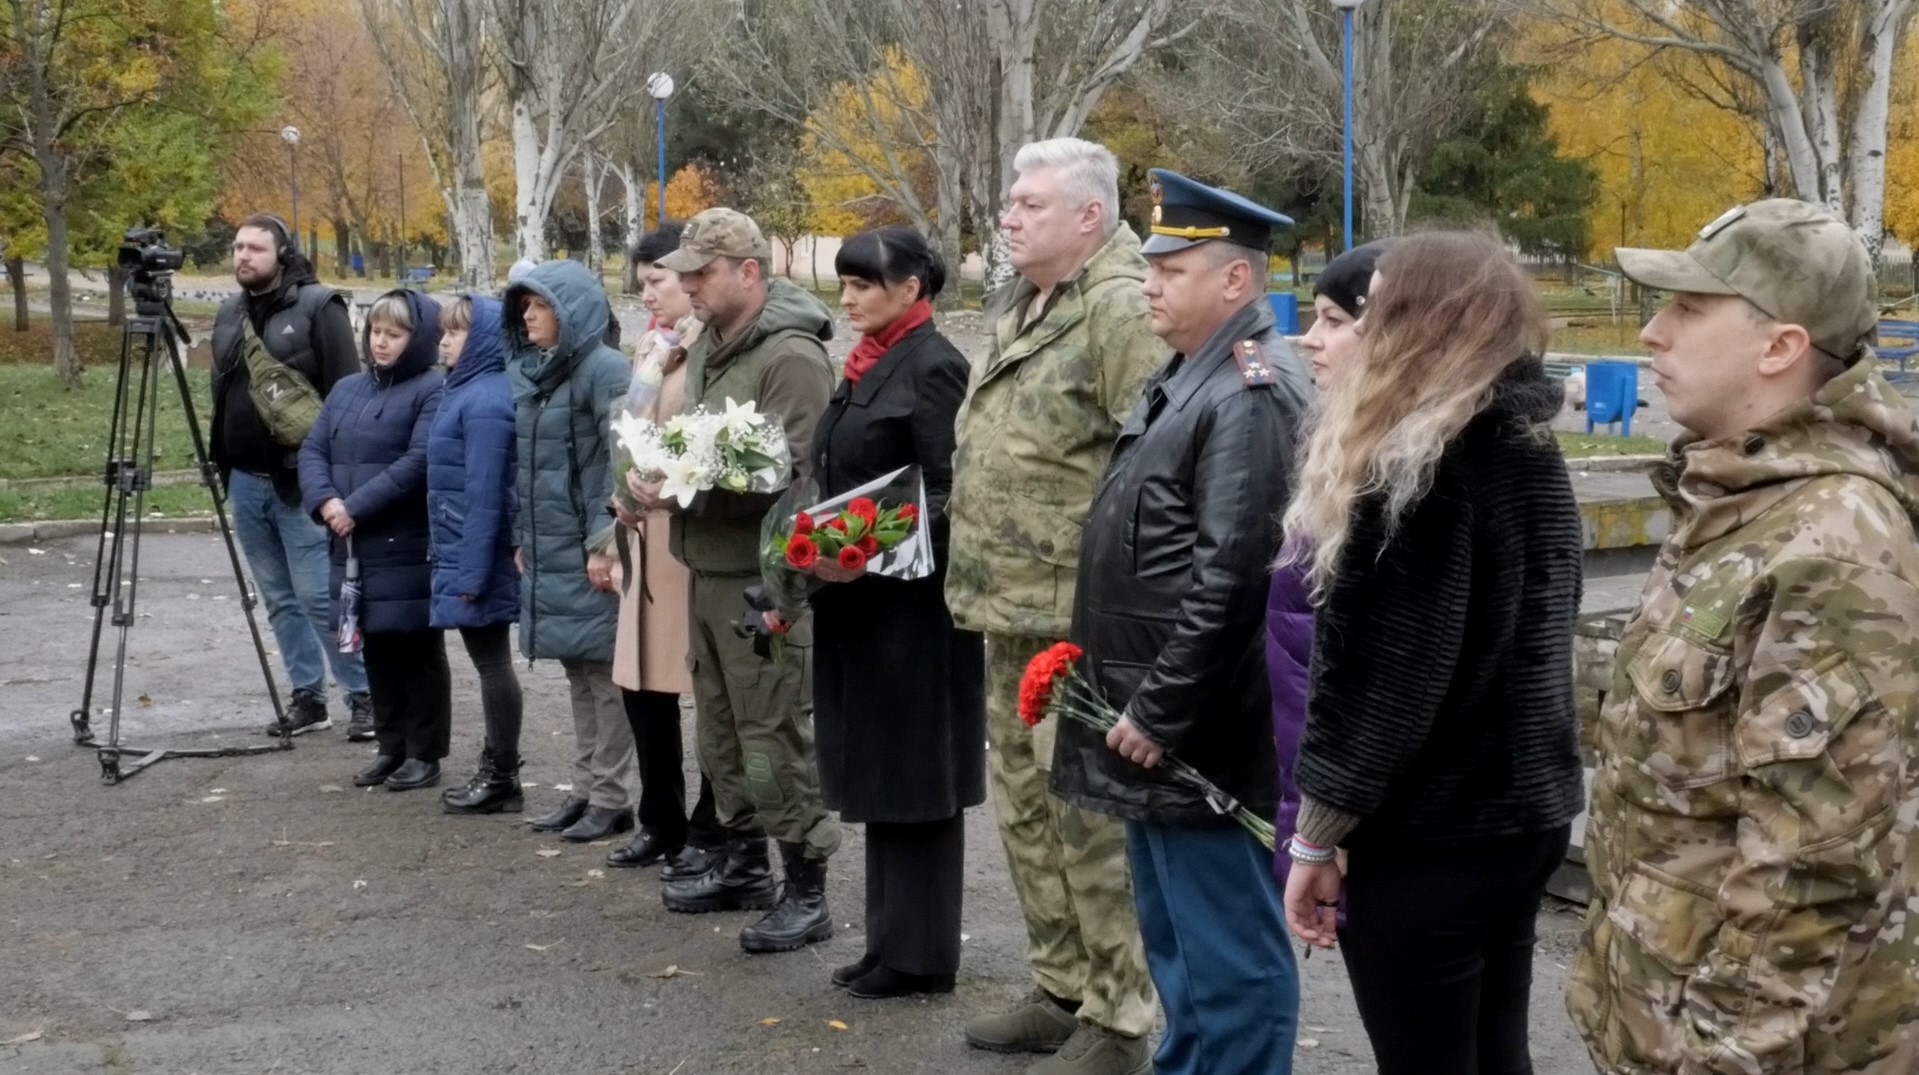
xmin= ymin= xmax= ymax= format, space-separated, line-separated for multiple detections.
xmin=808 ymin=228 xmax=984 ymax=999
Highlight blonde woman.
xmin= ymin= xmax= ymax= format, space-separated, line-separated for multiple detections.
xmin=1277 ymin=232 xmax=1585 ymax=1075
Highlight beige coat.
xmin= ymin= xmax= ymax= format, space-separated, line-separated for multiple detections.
xmin=611 ymin=318 xmax=700 ymax=694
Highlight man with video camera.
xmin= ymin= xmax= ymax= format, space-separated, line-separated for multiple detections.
xmin=210 ymin=212 xmax=371 ymax=739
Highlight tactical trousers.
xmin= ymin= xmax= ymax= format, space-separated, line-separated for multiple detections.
xmin=687 ymin=571 xmax=838 ymax=861
xmin=984 ymin=632 xmax=1157 ymax=1038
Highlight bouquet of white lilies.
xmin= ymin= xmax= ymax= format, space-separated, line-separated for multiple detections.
xmin=612 ymin=397 xmax=790 ymax=508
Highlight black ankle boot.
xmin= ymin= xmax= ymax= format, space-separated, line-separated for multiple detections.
xmin=442 ymin=747 xmax=523 ymax=815
xmin=740 ymin=842 xmax=833 ymax=953
xmin=661 ymin=834 xmax=777 ymax=914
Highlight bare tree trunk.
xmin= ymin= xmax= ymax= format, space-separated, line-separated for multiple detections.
xmin=333 ymin=217 xmax=353 ymax=277
xmin=44 ymin=201 xmax=79 ymax=385
xmin=107 ymin=266 xmax=126 ymax=327
xmin=6 ymin=257 xmax=26 ymax=331
xmin=618 ymin=160 xmax=644 ymax=292
xmin=583 ymin=153 xmax=606 ymax=275
xmin=443 ymin=0 xmax=494 ymax=289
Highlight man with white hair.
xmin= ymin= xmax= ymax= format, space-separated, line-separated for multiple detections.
xmin=946 ymin=137 xmax=1162 ymax=1075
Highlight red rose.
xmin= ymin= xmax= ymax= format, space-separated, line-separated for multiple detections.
xmin=827 ymin=517 xmax=847 ymax=532
xmin=838 ymin=545 xmax=867 ymax=572
xmin=896 ymin=503 xmax=919 ymax=526
xmin=793 ymin=512 xmax=815 ymax=536
xmin=848 ymin=497 xmax=879 ymax=526
xmin=785 ymin=535 xmax=819 ymax=570
xmin=856 ymin=535 xmax=879 ymax=556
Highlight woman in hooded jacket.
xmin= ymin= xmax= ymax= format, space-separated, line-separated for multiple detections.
xmin=298 ymin=289 xmax=449 ymax=792
xmin=430 ymin=296 xmax=527 ymax=814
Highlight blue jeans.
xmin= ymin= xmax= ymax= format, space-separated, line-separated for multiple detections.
xmin=227 ymin=470 xmax=368 ymax=702
xmin=1127 ymin=819 xmax=1299 ymax=1075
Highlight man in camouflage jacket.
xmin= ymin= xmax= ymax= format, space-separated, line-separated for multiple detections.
xmin=1571 ymin=199 xmax=1919 ymax=1074
xmin=946 ymin=138 xmax=1165 ymax=1074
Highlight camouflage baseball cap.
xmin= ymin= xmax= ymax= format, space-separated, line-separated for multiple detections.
xmin=657 ymin=208 xmax=772 ymax=272
xmin=1615 ymin=198 xmax=1877 ymax=361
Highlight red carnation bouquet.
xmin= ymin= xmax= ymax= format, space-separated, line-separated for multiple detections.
xmin=765 ymin=464 xmax=934 ymax=584
xmin=1019 ymin=641 xmax=1277 ymax=850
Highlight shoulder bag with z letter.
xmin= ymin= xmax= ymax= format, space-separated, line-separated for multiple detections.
xmin=240 ymin=315 xmax=323 ymax=447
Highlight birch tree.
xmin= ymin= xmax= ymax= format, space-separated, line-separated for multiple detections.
xmin=1527 ymin=0 xmax=1918 ymax=261
xmin=1178 ymin=0 xmax=1508 ymax=239
xmin=490 ymin=0 xmax=703 ymax=262
xmin=359 ymin=0 xmax=496 ymax=289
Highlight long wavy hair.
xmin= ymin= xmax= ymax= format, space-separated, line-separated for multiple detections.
xmin=1280 ymin=231 xmax=1547 ymax=597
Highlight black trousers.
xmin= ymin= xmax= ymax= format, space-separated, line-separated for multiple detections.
xmin=362 ymin=629 xmax=452 ymax=761
xmin=621 ymin=689 xmax=724 ymax=849
xmin=864 ymin=814 xmax=965 ymax=977
xmin=456 ymin=623 xmax=523 ymax=756
xmin=1339 ymin=824 xmax=1572 ymax=1075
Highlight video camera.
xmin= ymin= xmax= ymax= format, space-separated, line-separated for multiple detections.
xmin=118 ymin=227 xmax=184 ymax=307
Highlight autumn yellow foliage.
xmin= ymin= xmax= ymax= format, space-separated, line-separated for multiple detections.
xmin=1885 ymin=46 xmax=1919 ymax=243
xmin=1527 ymin=33 xmax=1766 ymax=258
xmin=799 ymin=47 xmax=934 ymax=237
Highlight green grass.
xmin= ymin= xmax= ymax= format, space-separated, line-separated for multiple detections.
xmin=0 ymin=362 xmax=214 ymax=481
xmin=1557 ymin=431 xmax=1666 ymax=459
xmin=0 ymin=480 xmax=212 ymax=524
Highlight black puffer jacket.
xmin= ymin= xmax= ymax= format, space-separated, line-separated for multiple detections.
xmin=1051 ymin=300 xmax=1311 ymax=824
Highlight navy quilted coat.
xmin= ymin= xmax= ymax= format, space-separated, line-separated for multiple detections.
xmin=297 ymin=289 xmax=444 ymax=635
xmin=427 ymin=295 xmax=520 ymax=629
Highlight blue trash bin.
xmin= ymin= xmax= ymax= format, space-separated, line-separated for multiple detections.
xmin=1267 ymin=293 xmax=1300 ymax=335
xmin=1584 ymin=361 xmax=1638 ymax=436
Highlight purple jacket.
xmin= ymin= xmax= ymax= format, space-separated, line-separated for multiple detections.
xmin=1266 ymin=559 xmax=1314 ymax=888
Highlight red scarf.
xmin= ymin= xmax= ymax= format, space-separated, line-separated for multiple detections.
xmin=843 ymin=299 xmax=932 ymax=387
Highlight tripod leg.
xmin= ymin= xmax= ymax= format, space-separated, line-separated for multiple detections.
xmin=101 ymin=320 xmax=163 ymax=771
xmin=165 ymin=318 xmax=289 ymax=740
xmin=72 ymin=321 xmax=143 ymax=745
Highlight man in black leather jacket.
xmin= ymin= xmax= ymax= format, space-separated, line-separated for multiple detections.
xmin=1051 ymin=170 xmax=1310 ymax=1075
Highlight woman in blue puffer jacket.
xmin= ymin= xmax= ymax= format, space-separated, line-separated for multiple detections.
xmin=429 ymin=296 xmax=527 ymax=815
xmin=299 ymin=288 xmax=446 ymax=793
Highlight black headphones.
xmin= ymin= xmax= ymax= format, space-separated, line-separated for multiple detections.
xmin=255 ymin=214 xmax=297 ymax=266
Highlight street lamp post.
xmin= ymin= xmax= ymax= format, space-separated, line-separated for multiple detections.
xmin=281 ymin=126 xmax=302 ymax=256
xmin=1331 ymin=0 xmax=1363 ymax=252
xmin=647 ymin=73 xmax=675 ymax=228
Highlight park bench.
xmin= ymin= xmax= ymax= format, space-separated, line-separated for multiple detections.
xmin=1879 ymin=319 xmax=1919 ymax=377
xmin=401 ymin=267 xmax=434 ymax=289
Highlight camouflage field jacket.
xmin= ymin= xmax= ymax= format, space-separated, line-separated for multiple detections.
xmin=944 ymin=224 xmax=1165 ymax=638
xmin=1571 ymin=358 xmax=1919 ymax=1075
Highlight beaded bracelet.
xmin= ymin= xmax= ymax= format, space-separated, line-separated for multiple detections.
xmin=1286 ymin=836 xmax=1336 ymax=865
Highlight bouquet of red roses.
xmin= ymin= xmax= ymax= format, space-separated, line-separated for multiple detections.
xmin=764 ymin=464 xmax=934 ymax=583
xmin=1020 ymin=641 xmax=1277 ymax=850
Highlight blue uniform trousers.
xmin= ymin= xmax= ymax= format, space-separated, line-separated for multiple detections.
xmin=1126 ymin=819 xmax=1299 ymax=1075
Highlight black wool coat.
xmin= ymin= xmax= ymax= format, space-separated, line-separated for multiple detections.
xmin=809 ymin=321 xmax=987 ymax=824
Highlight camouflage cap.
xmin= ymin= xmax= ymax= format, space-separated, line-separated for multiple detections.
xmin=1616 ymin=198 xmax=1877 ymax=361
xmin=657 ymin=208 xmax=772 ymax=272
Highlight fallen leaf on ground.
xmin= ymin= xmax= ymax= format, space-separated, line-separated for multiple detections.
xmin=24 ymin=756 xmax=40 ymax=763
xmin=758 ymin=1017 xmax=781 ymax=1026
xmin=535 ymin=849 xmax=562 ymax=858
xmin=827 ymin=1020 xmax=849 ymax=1031
xmin=319 ymin=784 xmax=344 ymax=793
xmin=586 ymin=869 xmax=605 ymax=879
xmin=199 ymin=796 xmax=224 ymax=803
xmin=27 ymin=548 xmax=45 ymax=555
xmin=125 ymin=1011 xmax=153 ymax=1023
xmin=1298 ymin=1038 xmax=1319 ymax=1049
xmin=209 ymin=788 xmax=226 ymax=794
xmin=523 ymin=941 xmax=561 ymax=952
xmin=551 ymin=783 xmax=574 ymax=791
xmin=646 ymin=964 xmax=703 ymax=978
xmin=1 ymin=1029 xmax=43 ymax=1045
xmin=351 ymin=879 xmax=367 ymax=889
xmin=137 ymin=694 xmax=153 ymax=707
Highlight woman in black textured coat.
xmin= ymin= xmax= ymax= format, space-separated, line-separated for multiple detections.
xmin=1276 ymin=232 xmax=1586 ymax=1075
xmin=803 ymin=228 xmax=984 ymax=999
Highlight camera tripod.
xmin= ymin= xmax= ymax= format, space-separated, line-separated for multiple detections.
xmin=68 ymin=280 xmax=292 ymax=784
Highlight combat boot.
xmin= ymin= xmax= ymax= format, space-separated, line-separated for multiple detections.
xmin=661 ymin=834 xmax=777 ymax=913
xmin=442 ymin=747 xmax=523 ymax=814
xmin=739 ymin=842 xmax=833 ymax=953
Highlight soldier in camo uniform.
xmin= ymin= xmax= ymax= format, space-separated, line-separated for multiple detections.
xmin=1571 ymin=199 xmax=1919 ymax=1074
xmin=946 ymin=138 xmax=1164 ymax=1075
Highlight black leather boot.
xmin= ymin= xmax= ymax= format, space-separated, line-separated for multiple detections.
xmin=528 ymin=796 xmax=589 ymax=833
xmin=384 ymin=759 xmax=441 ymax=791
xmin=353 ymin=754 xmax=404 ymax=787
xmin=661 ymin=843 xmax=723 ymax=883
xmin=661 ymin=834 xmax=777 ymax=913
xmin=739 ymin=842 xmax=833 ymax=953
xmin=442 ymin=748 xmax=523 ymax=815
